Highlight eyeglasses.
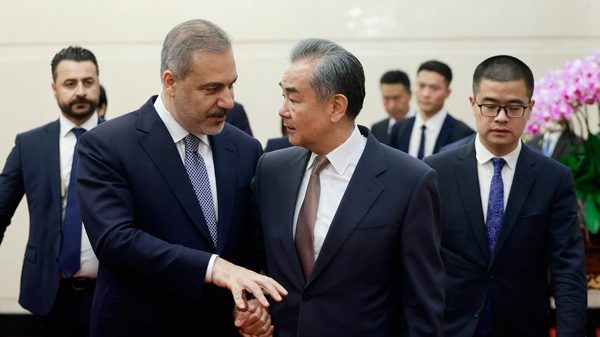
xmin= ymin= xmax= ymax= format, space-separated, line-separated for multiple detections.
xmin=475 ymin=102 xmax=529 ymax=118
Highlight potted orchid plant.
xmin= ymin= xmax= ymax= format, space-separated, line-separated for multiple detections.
xmin=525 ymin=50 xmax=600 ymax=235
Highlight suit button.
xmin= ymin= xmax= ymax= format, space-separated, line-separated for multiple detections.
xmin=302 ymin=294 xmax=311 ymax=302
xmin=474 ymin=309 xmax=480 ymax=318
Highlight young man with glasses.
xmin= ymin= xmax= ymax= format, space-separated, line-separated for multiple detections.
xmin=424 ymin=55 xmax=586 ymax=337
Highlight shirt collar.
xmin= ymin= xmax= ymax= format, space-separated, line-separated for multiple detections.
xmin=154 ymin=92 xmax=210 ymax=147
xmin=306 ymin=125 xmax=363 ymax=175
xmin=415 ymin=108 xmax=448 ymax=131
xmin=475 ymin=133 xmax=521 ymax=170
xmin=59 ymin=112 xmax=99 ymax=138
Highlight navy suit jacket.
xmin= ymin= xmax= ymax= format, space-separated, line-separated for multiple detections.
xmin=264 ymin=136 xmax=292 ymax=153
xmin=370 ymin=118 xmax=391 ymax=144
xmin=424 ymin=142 xmax=587 ymax=337
xmin=77 ymin=96 xmax=264 ymax=337
xmin=254 ymin=126 xmax=445 ymax=337
xmin=528 ymin=128 xmax=582 ymax=160
xmin=0 ymin=120 xmax=63 ymax=315
xmin=389 ymin=114 xmax=474 ymax=154
xmin=225 ymin=102 xmax=253 ymax=136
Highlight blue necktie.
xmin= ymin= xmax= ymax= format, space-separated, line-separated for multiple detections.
xmin=486 ymin=158 xmax=506 ymax=254
xmin=59 ymin=127 xmax=86 ymax=278
xmin=417 ymin=125 xmax=426 ymax=159
xmin=477 ymin=157 xmax=506 ymax=336
xmin=542 ymin=137 xmax=551 ymax=157
xmin=184 ymin=134 xmax=218 ymax=248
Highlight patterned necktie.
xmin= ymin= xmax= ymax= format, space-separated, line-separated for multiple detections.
xmin=59 ymin=127 xmax=86 ymax=278
xmin=296 ymin=155 xmax=329 ymax=278
xmin=486 ymin=157 xmax=506 ymax=254
xmin=478 ymin=157 xmax=507 ymax=335
xmin=184 ymin=134 xmax=218 ymax=248
xmin=417 ymin=125 xmax=427 ymax=159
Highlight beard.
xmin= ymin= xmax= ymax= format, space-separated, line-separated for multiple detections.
xmin=198 ymin=110 xmax=227 ymax=135
xmin=58 ymin=97 xmax=97 ymax=121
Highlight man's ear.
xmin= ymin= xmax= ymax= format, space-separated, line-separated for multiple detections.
xmin=330 ymin=94 xmax=348 ymax=123
xmin=163 ymin=71 xmax=178 ymax=97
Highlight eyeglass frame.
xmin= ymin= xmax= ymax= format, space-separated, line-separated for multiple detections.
xmin=474 ymin=101 xmax=531 ymax=118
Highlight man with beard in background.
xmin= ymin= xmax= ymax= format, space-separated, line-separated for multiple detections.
xmin=0 ymin=46 xmax=102 ymax=337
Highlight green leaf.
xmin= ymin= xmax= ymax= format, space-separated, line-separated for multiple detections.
xmin=585 ymin=194 xmax=600 ymax=234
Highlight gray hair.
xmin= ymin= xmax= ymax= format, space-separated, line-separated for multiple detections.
xmin=289 ymin=38 xmax=365 ymax=119
xmin=160 ymin=19 xmax=231 ymax=80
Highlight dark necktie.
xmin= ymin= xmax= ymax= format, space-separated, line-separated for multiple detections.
xmin=184 ymin=134 xmax=218 ymax=248
xmin=417 ymin=125 xmax=427 ymax=159
xmin=296 ymin=155 xmax=329 ymax=278
xmin=477 ymin=157 xmax=506 ymax=336
xmin=59 ymin=127 xmax=86 ymax=278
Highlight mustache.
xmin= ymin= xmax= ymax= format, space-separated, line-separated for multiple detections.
xmin=207 ymin=110 xmax=228 ymax=118
xmin=70 ymin=97 xmax=95 ymax=106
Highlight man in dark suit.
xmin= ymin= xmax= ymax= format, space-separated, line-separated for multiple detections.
xmin=226 ymin=101 xmax=253 ymax=136
xmin=370 ymin=70 xmax=414 ymax=144
xmin=424 ymin=55 xmax=586 ymax=336
xmin=264 ymin=118 xmax=292 ymax=152
xmin=390 ymin=60 xmax=474 ymax=158
xmin=0 ymin=46 xmax=101 ymax=336
xmin=76 ymin=19 xmax=286 ymax=337
xmin=254 ymin=38 xmax=444 ymax=337
xmin=527 ymin=124 xmax=582 ymax=160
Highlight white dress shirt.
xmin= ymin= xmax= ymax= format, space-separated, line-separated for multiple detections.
xmin=59 ymin=113 xmax=100 ymax=278
xmin=475 ymin=134 xmax=521 ymax=220
xmin=154 ymin=94 xmax=218 ymax=282
xmin=408 ymin=109 xmax=448 ymax=158
xmin=293 ymin=125 xmax=367 ymax=260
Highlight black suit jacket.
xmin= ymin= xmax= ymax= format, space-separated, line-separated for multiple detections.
xmin=389 ymin=114 xmax=474 ymax=154
xmin=424 ymin=142 xmax=587 ymax=337
xmin=370 ymin=118 xmax=391 ymax=144
xmin=254 ymin=126 xmax=445 ymax=337
xmin=77 ymin=97 xmax=264 ymax=337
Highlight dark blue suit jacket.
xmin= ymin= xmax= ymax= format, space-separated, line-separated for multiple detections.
xmin=389 ymin=114 xmax=474 ymax=154
xmin=264 ymin=136 xmax=292 ymax=152
xmin=424 ymin=142 xmax=586 ymax=337
xmin=77 ymin=97 xmax=264 ymax=337
xmin=370 ymin=118 xmax=391 ymax=144
xmin=254 ymin=126 xmax=445 ymax=337
xmin=225 ymin=102 xmax=253 ymax=136
xmin=0 ymin=120 xmax=63 ymax=315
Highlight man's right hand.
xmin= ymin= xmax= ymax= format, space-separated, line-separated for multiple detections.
xmin=211 ymin=257 xmax=287 ymax=311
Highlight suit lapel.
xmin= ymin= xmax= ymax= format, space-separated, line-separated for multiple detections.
xmin=455 ymin=144 xmax=491 ymax=262
xmin=398 ymin=118 xmax=414 ymax=152
xmin=492 ymin=146 xmax=536 ymax=263
xmin=136 ymin=99 xmax=216 ymax=248
xmin=278 ymin=149 xmax=311 ymax=284
xmin=308 ymin=130 xmax=385 ymax=284
xmin=210 ymin=128 xmax=237 ymax=253
xmin=434 ymin=114 xmax=456 ymax=153
xmin=44 ymin=121 xmax=63 ymax=226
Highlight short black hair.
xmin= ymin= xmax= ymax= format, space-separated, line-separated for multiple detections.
xmin=380 ymin=70 xmax=411 ymax=93
xmin=417 ymin=60 xmax=452 ymax=86
xmin=472 ymin=55 xmax=535 ymax=99
xmin=51 ymin=46 xmax=99 ymax=81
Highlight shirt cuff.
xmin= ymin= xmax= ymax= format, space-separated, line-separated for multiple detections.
xmin=205 ymin=254 xmax=218 ymax=283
